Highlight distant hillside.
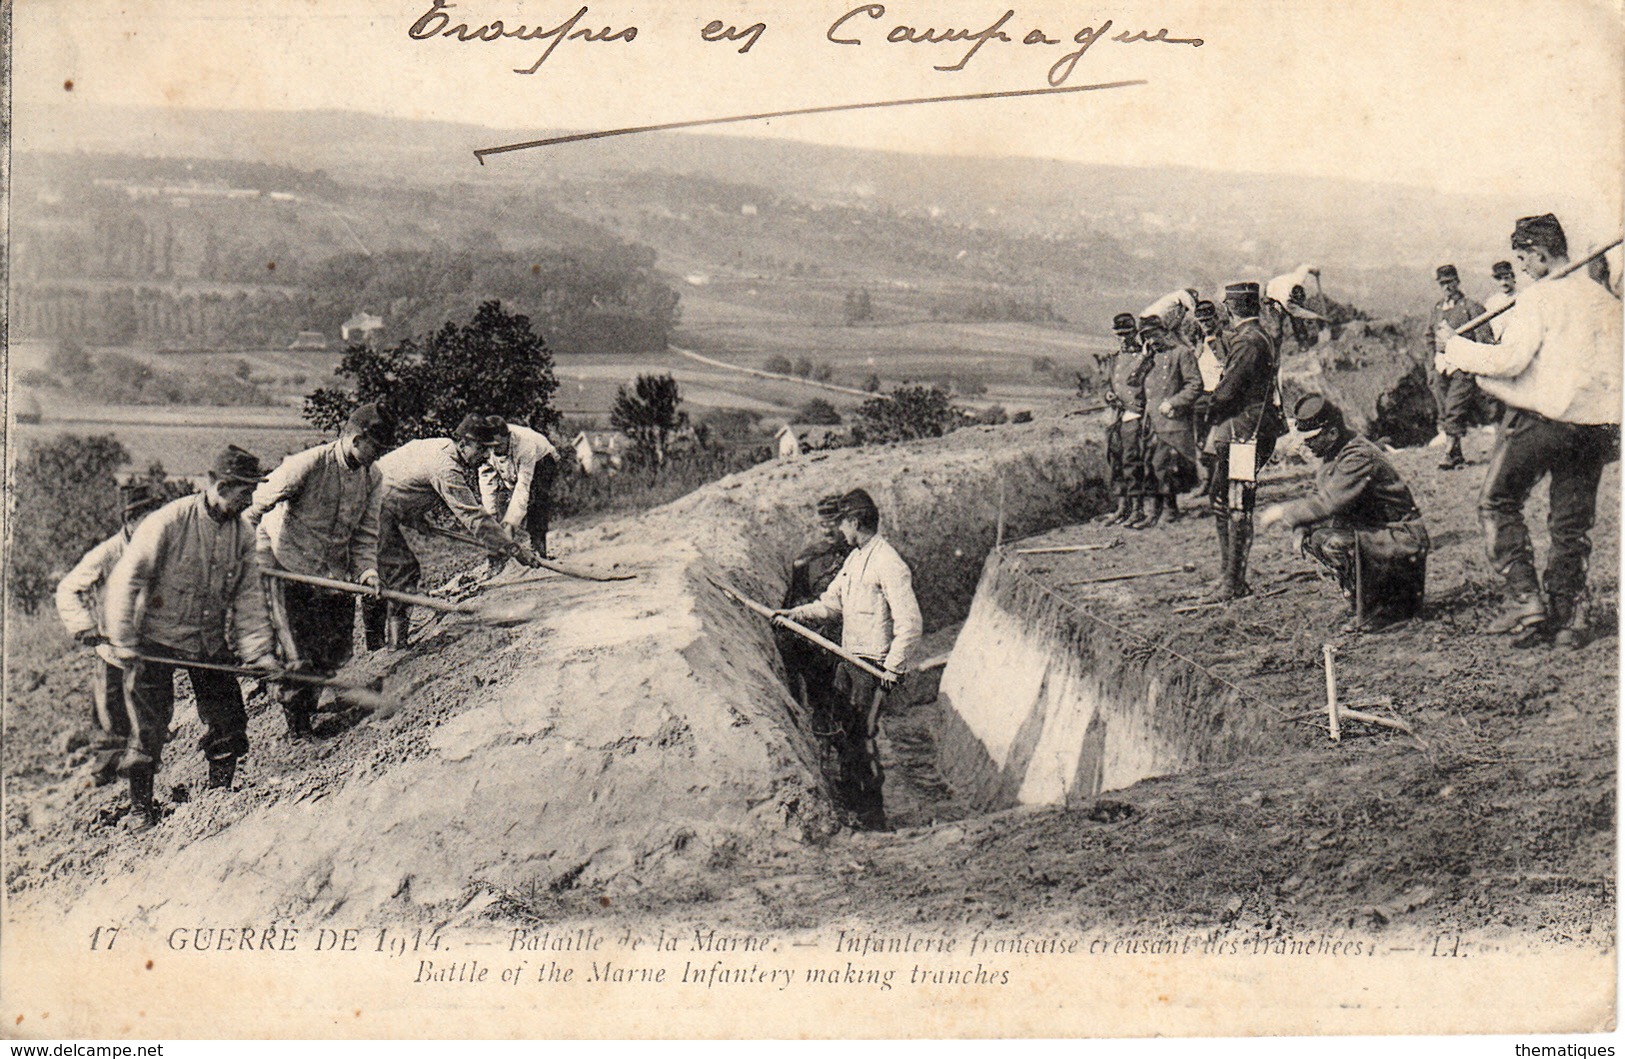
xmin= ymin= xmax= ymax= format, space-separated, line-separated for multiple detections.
xmin=13 ymin=102 xmax=1545 ymax=323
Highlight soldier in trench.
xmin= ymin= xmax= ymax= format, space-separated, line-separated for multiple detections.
xmin=777 ymin=494 xmax=853 ymax=793
xmin=774 ymin=489 xmax=922 ymax=831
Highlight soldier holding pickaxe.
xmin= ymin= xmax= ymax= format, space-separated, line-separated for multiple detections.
xmin=245 ymin=403 xmax=394 ymax=739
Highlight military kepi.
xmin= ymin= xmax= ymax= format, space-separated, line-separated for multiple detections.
xmin=1111 ymin=312 xmax=1138 ymax=335
xmin=1291 ymin=393 xmax=1344 ymax=437
xmin=211 ymin=445 xmax=267 ymax=483
xmin=1223 ymin=281 xmax=1260 ymax=315
xmin=1511 ymin=213 xmax=1567 ymax=256
xmin=1435 ymin=264 xmax=1459 ymax=282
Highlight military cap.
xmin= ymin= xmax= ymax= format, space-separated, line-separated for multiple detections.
xmin=456 ymin=413 xmax=505 ymax=445
xmin=1511 ymin=213 xmax=1567 ymax=257
xmin=120 ymin=480 xmax=162 ymax=519
xmin=1136 ymin=314 xmax=1168 ymax=334
xmin=1223 ymin=282 xmax=1261 ymax=315
xmin=210 ymin=445 xmax=267 ymax=483
xmin=1111 ymin=312 xmax=1138 ymax=335
xmin=1492 ymin=260 xmax=1515 ymax=279
xmin=1435 ymin=264 xmax=1459 ymax=283
xmin=1291 ymin=393 xmax=1344 ymax=437
xmin=838 ymin=488 xmax=879 ymax=521
xmin=1193 ymin=299 xmax=1218 ymax=318
xmin=345 ymin=402 xmax=395 ymax=446
xmin=815 ymin=494 xmax=844 ymax=519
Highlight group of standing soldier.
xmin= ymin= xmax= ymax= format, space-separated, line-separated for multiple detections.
xmin=56 ymin=405 xmax=560 ymax=830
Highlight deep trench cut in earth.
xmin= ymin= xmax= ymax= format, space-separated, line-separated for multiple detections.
xmin=20 ymin=418 xmax=1295 ymax=927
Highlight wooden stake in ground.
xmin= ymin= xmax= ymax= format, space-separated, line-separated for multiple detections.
xmin=1015 ymin=541 xmax=1122 ymax=556
xmin=1323 ymin=643 xmax=1340 ymax=742
xmin=1065 ymin=563 xmax=1196 ymax=587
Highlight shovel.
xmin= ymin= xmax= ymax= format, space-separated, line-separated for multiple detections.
xmin=127 ymin=649 xmax=399 ymax=716
xmin=413 ymin=523 xmax=636 ymax=582
xmin=260 ymin=567 xmax=545 ymax=627
xmin=707 ymin=574 xmax=890 ymax=682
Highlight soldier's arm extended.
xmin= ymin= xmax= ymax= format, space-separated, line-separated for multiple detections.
xmin=353 ymin=468 xmax=383 ymax=583
xmin=1441 ymin=296 xmax=1544 ymax=379
xmin=229 ymin=531 xmax=277 ymax=664
xmin=786 ymin=564 xmax=845 ymax=625
xmin=476 ymin=460 xmax=503 ymax=519
xmin=55 ymin=533 xmax=122 ymax=640
xmin=503 ymin=447 xmax=540 ymax=527
xmin=431 ymin=463 xmax=522 ymax=554
xmin=104 ymin=508 xmax=173 ymax=651
xmin=244 ymin=446 xmax=320 ymax=527
xmin=1277 ymin=447 xmax=1375 ymax=526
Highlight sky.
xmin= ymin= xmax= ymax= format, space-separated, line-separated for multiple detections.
xmin=11 ymin=0 xmax=1625 ymax=235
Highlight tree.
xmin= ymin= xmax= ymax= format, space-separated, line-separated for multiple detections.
xmin=796 ymin=399 xmax=842 ymax=425
xmin=862 ymin=373 xmax=882 ymax=393
xmin=793 ymin=357 xmax=815 ymax=379
xmin=611 ymin=373 xmax=687 ymax=466
xmin=5 ymin=435 xmax=130 ymax=613
xmin=303 ymin=300 xmax=559 ymax=442
xmin=763 ymin=355 xmax=793 ymax=375
xmin=48 ymin=337 xmax=93 ymax=378
xmin=851 ymin=386 xmax=961 ymax=446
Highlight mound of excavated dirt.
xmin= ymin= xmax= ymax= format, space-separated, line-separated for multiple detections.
xmin=1281 ymin=319 xmax=1438 ymax=447
xmin=4 ymin=418 xmax=1106 ymax=928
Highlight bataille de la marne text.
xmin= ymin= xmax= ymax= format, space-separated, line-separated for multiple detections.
xmin=408 ymin=1 xmax=1203 ymax=82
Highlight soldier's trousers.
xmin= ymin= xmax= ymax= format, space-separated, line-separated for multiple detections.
xmin=1146 ymin=433 xmax=1199 ymax=496
xmin=268 ymin=578 xmax=356 ymax=723
xmin=1433 ymin=370 xmax=1497 ymax=439
xmin=1208 ymin=432 xmax=1278 ymax=514
xmin=89 ymin=658 xmax=131 ymax=782
xmin=120 ymin=647 xmax=249 ymax=776
xmin=831 ymin=661 xmax=890 ymax=831
xmin=1479 ymin=408 xmax=1616 ymax=603
xmin=488 ymin=460 xmax=558 ymax=557
xmin=1106 ymin=414 xmax=1145 ymax=498
xmin=1301 ymin=520 xmax=1429 ymax=620
xmin=364 ymin=504 xmax=423 ymax=646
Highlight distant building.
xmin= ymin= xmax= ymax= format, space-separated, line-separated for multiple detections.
xmin=573 ymin=432 xmax=625 ymax=475
xmin=341 ymin=311 xmax=384 ymax=347
xmin=775 ymin=424 xmax=847 ymax=458
xmin=288 ymin=331 xmax=329 ymax=351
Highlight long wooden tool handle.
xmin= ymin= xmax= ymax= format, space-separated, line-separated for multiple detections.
xmin=1453 ymin=237 xmax=1623 ymax=336
xmin=708 ymin=575 xmax=890 ymax=682
xmin=129 ymin=651 xmax=393 ymax=712
xmin=416 ymin=523 xmax=634 ymax=582
xmin=261 ymin=566 xmax=471 ymax=615
xmin=1068 ymin=563 xmax=1193 ymax=587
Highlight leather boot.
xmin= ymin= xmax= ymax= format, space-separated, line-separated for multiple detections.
xmin=1131 ymin=495 xmax=1164 ymax=530
xmin=126 ymin=770 xmax=158 ymax=831
xmin=1551 ymin=594 xmax=1589 ymax=650
xmin=1486 ymin=591 xmax=1547 ymax=635
xmin=1101 ymin=496 xmax=1131 ymax=525
xmin=207 ymin=757 xmax=237 ymax=790
xmin=1439 ymin=438 xmax=1465 ymax=470
xmin=1201 ymin=515 xmax=1233 ymax=601
xmin=362 ymin=598 xmax=388 ymax=651
xmin=1165 ymin=494 xmax=1183 ymax=523
xmin=388 ymin=605 xmax=413 ymax=649
xmin=1229 ymin=515 xmax=1254 ymax=599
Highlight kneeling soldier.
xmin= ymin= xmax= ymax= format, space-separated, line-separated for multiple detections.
xmin=775 ymin=489 xmax=922 ymax=831
xmin=104 ymin=447 xmax=280 ymax=829
xmin=1261 ymin=395 xmax=1430 ymax=631
xmin=55 ymin=481 xmax=165 ymax=786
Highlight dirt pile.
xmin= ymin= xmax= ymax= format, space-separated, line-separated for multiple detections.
xmin=1281 ymin=318 xmax=1437 ymax=446
xmin=5 ymin=417 xmax=1105 ymax=928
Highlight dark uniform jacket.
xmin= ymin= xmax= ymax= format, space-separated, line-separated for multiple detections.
xmin=1140 ymin=344 xmax=1203 ymax=453
xmin=1108 ymin=345 xmax=1149 ymax=414
xmin=1208 ymin=318 xmax=1283 ymax=443
xmin=1279 ymin=434 xmax=1423 ymax=530
xmin=1428 ymin=293 xmax=1493 ymax=358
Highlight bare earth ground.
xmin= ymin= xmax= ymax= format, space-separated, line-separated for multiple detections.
xmin=3 ymin=425 xmax=1616 ymax=949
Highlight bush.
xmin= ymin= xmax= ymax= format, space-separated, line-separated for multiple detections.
xmin=763 ymin=356 xmax=793 ymax=375
xmin=304 ymin=300 xmax=559 ymax=442
xmin=6 ymin=435 xmax=129 ymax=614
xmin=851 ymin=385 xmax=962 ymax=445
xmin=796 ymin=399 xmax=842 ymax=425
xmin=1032 ymin=355 xmax=1055 ymax=375
xmin=1012 ymin=410 xmax=1033 ymax=423
xmin=610 ymin=373 xmax=686 ymax=465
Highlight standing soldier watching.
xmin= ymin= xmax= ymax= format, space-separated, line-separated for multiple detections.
xmin=1435 ymin=213 xmax=1622 ymax=646
xmin=366 ymin=415 xmax=542 ymax=649
xmin=1133 ymin=317 xmax=1204 ymax=529
xmin=477 ymin=415 xmax=562 ymax=574
xmin=777 ymin=494 xmax=853 ymax=790
xmin=1101 ymin=312 xmax=1150 ymax=526
xmin=55 ymin=481 xmax=165 ymax=787
xmin=1484 ymin=260 xmax=1518 ymax=341
xmin=245 ymin=403 xmax=392 ymax=738
xmin=1427 ymin=264 xmax=1496 ymax=469
xmin=1192 ymin=299 xmax=1228 ymax=496
xmin=775 ymin=489 xmax=922 ymax=831
xmin=104 ymin=446 xmax=279 ymax=829
xmin=1260 ymin=395 xmax=1429 ymax=632
xmin=1203 ymin=282 xmax=1284 ymax=602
